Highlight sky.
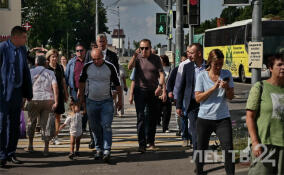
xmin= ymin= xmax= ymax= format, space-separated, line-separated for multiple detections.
xmin=102 ymin=0 xmax=225 ymax=49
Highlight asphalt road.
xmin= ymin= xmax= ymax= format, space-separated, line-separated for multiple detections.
xmin=0 ymin=82 xmax=252 ymax=175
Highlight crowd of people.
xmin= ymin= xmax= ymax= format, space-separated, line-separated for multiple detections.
xmin=0 ymin=26 xmax=283 ymax=175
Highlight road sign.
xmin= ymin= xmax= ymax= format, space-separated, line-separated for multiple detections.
xmin=223 ymin=0 xmax=250 ymax=6
xmin=248 ymin=42 xmax=263 ymax=68
xmin=156 ymin=13 xmax=167 ymax=34
xmin=22 ymin=22 xmax=32 ymax=31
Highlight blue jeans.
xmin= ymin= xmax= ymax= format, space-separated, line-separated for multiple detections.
xmin=0 ymin=88 xmax=22 ymax=160
xmin=86 ymin=98 xmax=114 ymax=151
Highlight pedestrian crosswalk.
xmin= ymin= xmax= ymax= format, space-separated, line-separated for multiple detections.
xmin=18 ymin=106 xmax=184 ymax=152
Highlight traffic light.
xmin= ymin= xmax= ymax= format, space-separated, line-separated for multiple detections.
xmin=156 ymin=13 xmax=167 ymax=35
xmin=172 ymin=0 xmax=189 ymax=28
xmin=188 ymin=0 xmax=200 ymax=25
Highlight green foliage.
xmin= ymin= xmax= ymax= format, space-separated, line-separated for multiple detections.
xmin=22 ymin=0 xmax=109 ymax=57
xmin=122 ymin=64 xmax=132 ymax=88
xmin=133 ymin=40 xmax=139 ymax=50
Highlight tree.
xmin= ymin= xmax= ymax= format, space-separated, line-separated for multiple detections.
xmin=22 ymin=0 xmax=109 ymax=56
xmin=133 ymin=40 xmax=139 ymax=50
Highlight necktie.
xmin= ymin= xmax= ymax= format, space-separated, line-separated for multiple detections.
xmin=14 ymin=49 xmax=20 ymax=85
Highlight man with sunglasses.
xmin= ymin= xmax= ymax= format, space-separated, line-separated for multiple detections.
xmin=128 ymin=39 xmax=167 ymax=153
xmin=65 ymin=43 xmax=89 ymax=135
xmin=65 ymin=42 xmax=87 ymax=103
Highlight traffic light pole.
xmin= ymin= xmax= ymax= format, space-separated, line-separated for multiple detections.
xmin=251 ymin=0 xmax=262 ymax=84
xmin=167 ymin=0 xmax=172 ymax=51
xmin=188 ymin=26 xmax=194 ymax=45
xmin=175 ymin=0 xmax=184 ymax=66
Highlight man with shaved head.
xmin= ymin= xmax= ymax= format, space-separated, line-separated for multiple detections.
xmin=78 ymin=48 xmax=122 ymax=162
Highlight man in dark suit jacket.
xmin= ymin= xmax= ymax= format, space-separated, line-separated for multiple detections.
xmin=176 ymin=43 xmax=206 ymax=150
xmin=85 ymin=34 xmax=119 ymax=74
xmin=0 ymin=26 xmax=33 ymax=167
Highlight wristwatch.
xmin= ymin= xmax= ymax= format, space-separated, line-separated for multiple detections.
xmin=158 ymin=84 xmax=163 ymax=88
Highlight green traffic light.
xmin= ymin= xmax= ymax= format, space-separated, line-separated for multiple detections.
xmin=159 ymin=25 xmax=164 ymax=33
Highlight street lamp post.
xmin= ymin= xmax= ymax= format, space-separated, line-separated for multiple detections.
xmin=96 ymin=0 xmax=99 ymax=37
xmin=118 ymin=5 xmax=120 ymax=56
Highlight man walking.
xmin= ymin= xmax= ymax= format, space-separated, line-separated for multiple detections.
xmin=128 ymin=39 xmax=166 ymax=153
xmin=176 ymin=43 xmax=206 ymax=150
xmin=78 ymin=48 xmax=122 ymax=162
xmin=0 ymin=26 xmax=33 ymax=167
xmin=65 ymin=43 xmax=89 ymax=136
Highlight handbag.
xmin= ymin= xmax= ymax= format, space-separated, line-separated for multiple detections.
xmin=23 ymin=68 xmax=46 ymax=110
xmin=45 ymin=112 xmax=56 ymax=137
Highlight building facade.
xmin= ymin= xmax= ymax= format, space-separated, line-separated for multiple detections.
xmin=111 ymin=29 xmax=126 ymax=55
xmin=0 ymin=0 xmax=21 ymax=42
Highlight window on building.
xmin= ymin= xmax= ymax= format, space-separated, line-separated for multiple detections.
xmin=0 ymin=0 xmax=9 ymax=8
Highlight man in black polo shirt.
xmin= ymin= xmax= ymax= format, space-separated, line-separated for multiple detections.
xmin=128 ymin=39 xmax=166 ymax=153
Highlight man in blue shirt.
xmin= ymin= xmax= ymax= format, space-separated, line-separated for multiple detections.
xmin=0 ymin=26 xmax=33 ymax=167
xmin=176 ymin=43 xmax=206 ymax=150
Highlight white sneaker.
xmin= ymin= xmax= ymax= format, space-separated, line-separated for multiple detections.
xmin=54 ymin=137 xmax=61 ymax=145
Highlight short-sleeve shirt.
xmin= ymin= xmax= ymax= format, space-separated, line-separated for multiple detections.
xmin=74 ymin=58 xmax=85 ymax=89
xmin=79 ymin=61 xmax=120 ymax=101
xmin=246 ymin=81 xmax=284 ymax=147
xmin=130 ymin=68 xmax=136 ymax=81
xmin=195 ymin=69 xmax=234 ymax=120
xmin=64 ymin=113 xmax=83 ymax=137
xmin=135 ymin=54 xmax=163 ymax=90
xmin=30 ymin=66 xmax=57 ymax=100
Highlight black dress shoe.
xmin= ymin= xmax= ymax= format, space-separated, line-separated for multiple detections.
xmin=0 ymin=159 xmax=7 ymax=167
xmin=7 ymin=155 xmax=23 ymax=164
xmin=89 ymin=141 xmax=95 ymax=149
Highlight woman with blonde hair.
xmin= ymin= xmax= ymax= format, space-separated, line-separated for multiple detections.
xmin=194 ymin=49 xmax=235 ymax=175
xmin=46 ymin=49 xmax=69 ymax=145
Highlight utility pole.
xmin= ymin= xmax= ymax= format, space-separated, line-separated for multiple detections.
xmin=118 ymin=5 xmax=120 ymax=56
xmin=188 ymin=26 xmax=194 ymax=45
xmin=96 ymin=0 xmax=99 ymax=37
xmin=167 ymin=0 xmax=172 ymax=51
xmin=251 ymin=0 xmax=262 ymax=84
xmin=175 ymin=0 xmax=184 ymax=66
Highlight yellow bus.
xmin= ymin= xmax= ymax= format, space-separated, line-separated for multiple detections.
xmin=204 ymin=19 xmax=284 ymax=82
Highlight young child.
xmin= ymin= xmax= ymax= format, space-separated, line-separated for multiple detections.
xmin=59 ymin=100 xmax=83 ymax=160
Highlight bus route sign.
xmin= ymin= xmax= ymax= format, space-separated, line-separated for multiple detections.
xmin=248 ymin=42 xmax=263 ymax=68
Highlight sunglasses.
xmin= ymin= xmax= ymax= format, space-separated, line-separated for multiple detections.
xmin=76 ymin=49 xmax=84 ymax=52
xmin=140 ymin=47 xmax=149 ymax=51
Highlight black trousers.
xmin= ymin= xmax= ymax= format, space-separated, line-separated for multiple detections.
xmin=195 ymin=117 xmax=235 ymax=175
xmin=134 ymin=87 xmax=159 ymax=148
xmin=160 ymin=98 xmax=172 ymax=132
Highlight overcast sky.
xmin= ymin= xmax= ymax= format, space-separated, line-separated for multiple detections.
xmin=102 ymin=0 xmax=224 ymax=48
